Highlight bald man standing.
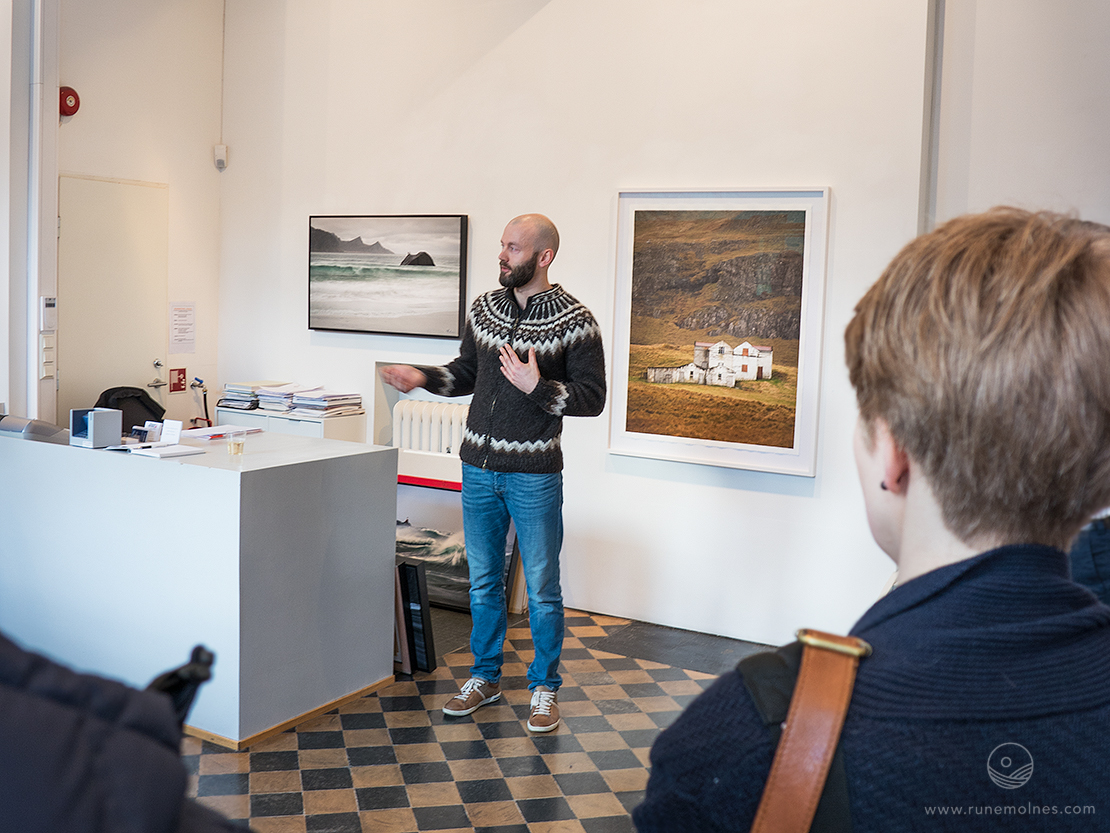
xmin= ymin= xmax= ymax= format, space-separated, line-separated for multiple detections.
xmin=381 ymin=214 xmax=606 ymax=733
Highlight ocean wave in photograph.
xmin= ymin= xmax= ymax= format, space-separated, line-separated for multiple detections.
xmin=396 ymin=521 xmax=471 ymax=609
xmin=310 ymin=252 xmax=461 ymax=335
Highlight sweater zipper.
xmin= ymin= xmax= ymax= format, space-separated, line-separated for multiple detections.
xmin=481 ymin=295 xmax=526 ymax=469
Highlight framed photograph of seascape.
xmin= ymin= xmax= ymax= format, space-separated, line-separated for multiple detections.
xmin=608 ymin=189 xmax=829 ymax=477
xmin=309 ymin=214 xmax=468 ymax=338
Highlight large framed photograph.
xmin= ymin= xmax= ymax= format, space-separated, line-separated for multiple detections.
xmin=309 ymin=214 xmax=468 ymax=338
xmin=609 ymin=189 xmax=829 ymax=477
xmin=396 ymin=484 xmax=525 ymax=613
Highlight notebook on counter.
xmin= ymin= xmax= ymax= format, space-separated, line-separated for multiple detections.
xmin=129 ymin=444 xmax=205 ymax=458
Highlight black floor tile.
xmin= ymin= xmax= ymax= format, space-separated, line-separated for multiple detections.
xmin=616 ymin=790 xmax=647 ymax=813
xmin=563 ymin=715 xmax=615 ymax=733
xmin=250 ymin=750 xmax=300 ymax=771
xmin=559 ymin=647 xmax=596 ymax=660
xmin=441 ymin=739 xmax=492 ymax=760
xmin=583 ymin=815 xmax=637 ymax=832
xmin=306 ymin=812 xmax=362 ymax=833
xmin=300 ymin=768 xmax=353 ymax=790
xmin=297 ymin=730 xmax=345 ymax=749
xmin=619 ymin=682 xmax=667 ymax=698
xmin=196 ymin=773 xmax=249 ymax=796
xmin=378 ymin=695 xmax=425 ymax=712
xmin=589 ymin=749 xmax=644 ymax=770
xmin=596 ymin=699 xmax=643 ymax=715
xmin=647 ymin=710 xmax=684 ymax=729
xmin=389 ymin=726 xmax=438 ymax=745
xmin=413 ymin=803 xmax=472 ymax=830
xmin=457 ymin=778 xmax=514 ymax=803
xmin=531 ymin=732 xmax=585 ymax=754
xmin=477 ymin=720 xmax=529 ymax=739
xmin=596 ymin=656 xmax=642 ymax=671
xmin=643 ymin=664 xmax=703 ymax=681
xmin=554 ymin=686 xmax=589 ymax=701
xmin=339 ymin=711 xmax=386 ymax=730
xmin=517 ymin=796 xmax=575 ymax=823
xmin=415 ymin=678 xmax=465 ymax=695
xmin=620 ymin=728 xmax=663 ymax=748
xmin=356 ymin=785 xmax=409 ymax=810
xmin=497 ymin=754 xmax=550 ymax=777
xmin=346 ymin=745 xmax=397 ymax=767
xmin=554 ymin=770 xmax=611 ymax=795
xmin=251 ymin=792 xmax=304 ymax=817
xmin=400 ymin=760 xmax=454 ymax=784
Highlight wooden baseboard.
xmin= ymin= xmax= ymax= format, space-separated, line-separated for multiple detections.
xmin=184 ymin=675 xmax=396 ymax=751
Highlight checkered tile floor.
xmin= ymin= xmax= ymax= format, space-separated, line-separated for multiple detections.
xmin=183 ymin=611 xmax=717 ymax=832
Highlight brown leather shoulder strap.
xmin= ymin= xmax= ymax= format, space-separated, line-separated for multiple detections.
xmin=750 ymin=629 xmax=871 ymax=833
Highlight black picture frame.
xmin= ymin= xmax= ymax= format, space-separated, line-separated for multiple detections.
xmin=396 ymin=559 xmax=437 ymax=673
xmin=309 ymin=214 xmax=468 ymax=339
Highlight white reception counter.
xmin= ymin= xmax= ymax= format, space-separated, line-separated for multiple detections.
xmin=0 ymin=431 xmax=398 ymax=748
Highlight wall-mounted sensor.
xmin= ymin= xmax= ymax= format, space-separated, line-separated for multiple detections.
xmin=214 ymin=144 xmax=228 ymax=171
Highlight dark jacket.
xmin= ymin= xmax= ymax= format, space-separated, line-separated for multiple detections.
xmin=0 ymin=632 xmax=243 ymax=833
xmin=634 ymin=545 xmax=1110 ymax=832
xmin=416 ymin=284 xmax=606 ymax=473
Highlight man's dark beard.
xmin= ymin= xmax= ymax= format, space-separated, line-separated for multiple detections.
xmin=499 ymin=252 xmax=539 ymax=288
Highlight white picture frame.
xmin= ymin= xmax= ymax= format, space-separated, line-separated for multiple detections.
xmin=608 ymin=188 xmax=830 ymax=477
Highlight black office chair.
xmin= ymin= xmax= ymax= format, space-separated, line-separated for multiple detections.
xmin=94 ymin=386 xmax=166 ymax=433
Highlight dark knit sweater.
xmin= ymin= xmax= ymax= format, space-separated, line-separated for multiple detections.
xmin=634 ymin=545 xmax=1110 ymax=832
xmin=415 ymin=284 xmax=606 ymax=473
xmin=1 ymin=632 xmax=243 ymax=832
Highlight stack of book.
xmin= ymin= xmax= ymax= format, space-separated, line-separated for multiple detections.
xmin=288 ymin=389 xmax=364 ymax=418
xmin=255 ymin=383 xmax=321 ymax=414
xmin=217 ymin=380 xmax=287 ymax=411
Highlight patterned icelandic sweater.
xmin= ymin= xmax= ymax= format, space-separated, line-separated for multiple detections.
xmin=415 ymin=284 xmax=606 ymax=473
xmin=633 ymin=545 xmax=1110 ymax=832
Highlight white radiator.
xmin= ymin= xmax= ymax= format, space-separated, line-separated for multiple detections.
xmin=392 ymin=400 xmax=468 ymax=486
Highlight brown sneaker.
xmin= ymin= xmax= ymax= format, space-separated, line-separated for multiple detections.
xmin=442 ymin=677 xmax=501 ymax=716
xmin=527 ymin=686 xmax=560 ymax=732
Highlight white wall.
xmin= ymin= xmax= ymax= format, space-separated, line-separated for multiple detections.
xmin=935 ymin=0 xmax=1110 ymax=224
xmin=55 ymin=0 xmax=224 ymax=424
xmin=219 ymin=0 xmax=932 ymax=644
xmin=21 ymin=0 xmax=1107 ymax=645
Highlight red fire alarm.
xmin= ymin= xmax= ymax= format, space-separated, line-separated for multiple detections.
xmin=60 ymin=86 xmax=80 ymax=116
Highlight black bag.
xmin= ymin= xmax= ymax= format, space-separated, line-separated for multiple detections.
xmin=738 ymin=641 xmax=853 ymax=833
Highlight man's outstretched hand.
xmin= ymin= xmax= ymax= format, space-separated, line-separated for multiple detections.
xmin=380 ymin=365 xmax=427 ymax=393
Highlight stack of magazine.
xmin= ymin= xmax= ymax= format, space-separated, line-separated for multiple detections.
xmin=288 ymin=389 xmax=364 ymax=418
xmin=217 ymin=380 xmax=287 ymax=411
xmin=255 ymin=383 xmax=322 ymax=413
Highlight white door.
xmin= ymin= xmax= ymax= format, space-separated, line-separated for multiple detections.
xmin=56 ymin=175 xmax=169 ymax=427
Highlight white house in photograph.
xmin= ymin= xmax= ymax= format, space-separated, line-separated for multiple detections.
xmin=646 ymin=340 xmax=773 ymax=387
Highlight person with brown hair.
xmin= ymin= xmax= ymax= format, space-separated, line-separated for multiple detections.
xmin=634 ymin=208 xmax=1110 ymax=831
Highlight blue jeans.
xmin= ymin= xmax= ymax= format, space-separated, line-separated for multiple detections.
xmin=461 ymin=463 xmax=564 ymax=691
